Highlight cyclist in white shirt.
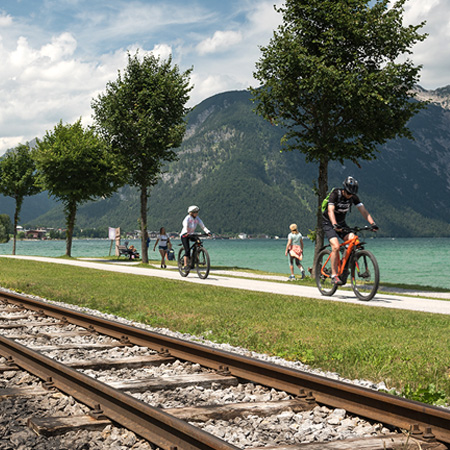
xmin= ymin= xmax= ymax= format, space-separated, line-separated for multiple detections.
xmin=181 ymin=205 xmax=211 ymax=269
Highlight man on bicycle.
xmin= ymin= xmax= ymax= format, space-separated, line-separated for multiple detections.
xmin=181 ymin=205 xmax=211 ymax=269
xmin=322 ymin=176 xmax=378 ymax=285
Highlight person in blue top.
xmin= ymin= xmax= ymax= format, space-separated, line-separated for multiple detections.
xmin=285 ymin=223 xmax=305 ymax=280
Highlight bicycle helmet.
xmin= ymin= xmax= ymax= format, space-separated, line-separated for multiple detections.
xmin=188 ymin=205 xmax=200 ymax=213
xmin=342 ymin=176 xmax=359 ymax=195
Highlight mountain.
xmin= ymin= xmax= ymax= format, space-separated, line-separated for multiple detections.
xmin=413 ymin=85 xmax=450 ymax=111
xmin=5 ymin=89 xmax=450 ymax=237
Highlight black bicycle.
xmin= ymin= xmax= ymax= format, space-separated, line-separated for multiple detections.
xmin=177 ymin=234 xmax=211 ymax=279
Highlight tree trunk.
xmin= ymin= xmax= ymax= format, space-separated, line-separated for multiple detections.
xmin=12 ymin=197 xmax=22 ymax=256
xmin=140 ymin=185 xmax=149 ymax=264
xmin=312 ymin=156 xmax=329 ymax=277
xmin=65 ymin=201 xmax=77 ymax=257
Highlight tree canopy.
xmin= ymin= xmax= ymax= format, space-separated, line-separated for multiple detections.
xmin=0 ymin=214 xmax=12 ymax=244
xmin=0 ymin=143 xmax=41 ymax=254
xmin=34 ymin=119 xmax=124 ymax=256
xmin=251 ymin=0 xmax=427 ymax=258
xmin=92 ymin=51 xmax=192 ymax=263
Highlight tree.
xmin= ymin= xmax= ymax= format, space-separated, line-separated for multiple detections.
xmin=0 ymin=143 xmax=41 ymax=254
xmin=0 ymin=214 xmax=13 ymax=244
xmin=251 ymin=0 xmax=426 ymax=266
xmin=92 ymin=52 xmax=192 ymax=263
xmin=34 ymin=119 xmax=125 ymax=257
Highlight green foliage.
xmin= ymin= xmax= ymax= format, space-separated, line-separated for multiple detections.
xmin=74 ymin=227 xmax=108 ymax=238
xmin=0 ymin=143 xmax=40 ymax=202
xmin=92 ymin=51 xmax=193 ymax=262
xmin=251 ymin=0 xmax=427 ymax=254
xmin=92 ymin=51 xmax=192 ymax=188
xmin=34 ymin=119 xmax=124 ymax=256
xmin=0 ymin=143 xmax=41 ymax=253
xmin=0 ymin=214 xmax=12 ymax=243
xmin=307 ymin=229 xmax=317 ymax=243
xmin=48 ymin=229 xmax=66 ymax=239
xmin=399 ymin=383 xmax=448 ymax=406
xmin=35 ymin=120 xmax=124 ymax=204
xmin=252 ymin=0 xmax=426 ymax=163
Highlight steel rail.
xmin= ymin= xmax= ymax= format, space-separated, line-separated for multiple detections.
xmin=2 ymin=290 xmax=450 ymax=444
xmin=0 ymin=334 xmax=238 ymax=450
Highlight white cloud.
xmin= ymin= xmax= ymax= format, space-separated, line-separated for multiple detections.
xmin=9 ymin=37 xmax=38 ymax=68
xmin=151 ymin=43 xmax=173 ymax=61
xmin=246 ymin=1 xmax=282 ymax=36
xmin=0 ymin=13 xmax=13 ymax=27
xmin=41 ymin=32 xmax=77 ymax=60
xmin=0 ymin=32 xmax=129 ymax=154
xmin=197 ymin=30 xmax=243 ymax=55
xmin=190 ymin=72 xmax=246 ymax=105
xmin=0 ymin=136 xmax=25 ymax=152
xmin=402 ymin=0 xmax=450 ymax=89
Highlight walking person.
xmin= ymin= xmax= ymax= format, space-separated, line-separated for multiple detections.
xmin=285 ymin=223 xmax=305 ymax=280
xmin=153 ymin=227 xmax=171 ymax=268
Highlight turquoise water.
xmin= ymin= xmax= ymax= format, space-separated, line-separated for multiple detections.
xmin=0 ymin=237 xmax=449 ymax=289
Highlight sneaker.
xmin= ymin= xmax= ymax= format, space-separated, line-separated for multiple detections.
xmin=288 ymin=275 xmax=295 ymax=280
xmin=332 ymin=275 xmax=344 ymax=286
xmin=301 ymin=271 xmax=305 ymax=280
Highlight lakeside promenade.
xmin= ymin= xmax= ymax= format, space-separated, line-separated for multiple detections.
xmin=1 ymin=255 xmax=449 ymax=316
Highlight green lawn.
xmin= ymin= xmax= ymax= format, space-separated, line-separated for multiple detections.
xmin=1 ymin=258 xmax=449 ymax=405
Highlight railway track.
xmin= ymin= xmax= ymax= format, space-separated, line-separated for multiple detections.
xmin=0 ymin=288 xmax=449 ymax=450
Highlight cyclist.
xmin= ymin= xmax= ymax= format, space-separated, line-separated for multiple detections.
xmin=322 ymin=176 xmax=378 ymax=285
xmin=180 ymin=205 xmax=211 ymax=269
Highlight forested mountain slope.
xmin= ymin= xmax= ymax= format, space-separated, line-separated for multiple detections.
xmin=10 ymin=90 xmax=450 ymax=237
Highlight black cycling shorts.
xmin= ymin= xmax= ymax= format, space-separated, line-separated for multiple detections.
xmin=323 ymin=219 xmax=349 ymax=241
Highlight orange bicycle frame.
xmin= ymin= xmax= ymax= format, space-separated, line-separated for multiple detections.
xmin=320 ymin=234 xmax=360 ymax=278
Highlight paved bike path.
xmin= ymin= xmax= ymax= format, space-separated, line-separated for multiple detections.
xmin=1 ymin=255 xmax=450 ymax=316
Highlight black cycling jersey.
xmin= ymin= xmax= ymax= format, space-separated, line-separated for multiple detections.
xmin=322 ymin=189 xmax=362 ymax=224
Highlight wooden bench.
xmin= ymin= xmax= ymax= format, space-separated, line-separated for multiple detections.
xmin=117 ymin=244 xmax=140 ymax=260
xmin=117 ymin=245 xmax=132 ymax=259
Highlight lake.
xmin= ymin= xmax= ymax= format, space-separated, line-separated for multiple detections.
xmin=0 ymin=237 xmax=449 ymax=290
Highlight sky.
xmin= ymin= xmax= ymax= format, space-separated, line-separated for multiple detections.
xmin=0 ymin=0 xmax=449 ymax=155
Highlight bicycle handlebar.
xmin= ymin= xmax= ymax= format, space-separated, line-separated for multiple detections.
xmin=342 ymin=225 xmax=378 ymax=233
xmin=186 ymin=233 xmax=212 ymax=238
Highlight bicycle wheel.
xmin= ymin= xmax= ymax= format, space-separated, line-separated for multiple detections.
xmin=195 ymin=247 xmax=210 ymax=279
xmin=351 ymin=249 xmax=379 ymax=301
xmin=315 ymin=249 xmax=338 ymax=296
xmin=177 ymin=247 xmax=190 ymax=277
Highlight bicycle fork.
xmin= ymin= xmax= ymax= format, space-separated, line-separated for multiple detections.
xmin=354 ymin=254 xmax=371 ymax=279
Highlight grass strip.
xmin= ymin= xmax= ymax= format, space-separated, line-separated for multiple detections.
xmin=0 ymin=258 xmax=449 ymax=405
